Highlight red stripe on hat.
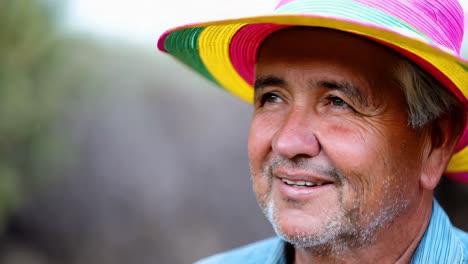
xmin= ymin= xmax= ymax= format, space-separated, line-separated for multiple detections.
xmin=444 ymin=172 xmax=468 ymax=183
xmin=230 ymin=24 xmax=290 ymax=85
xmin=157 ymin=30 xmax=171 ymax=52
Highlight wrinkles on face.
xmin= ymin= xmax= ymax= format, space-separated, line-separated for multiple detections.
xmin=249 ymin=28 xmax=427 ymax=256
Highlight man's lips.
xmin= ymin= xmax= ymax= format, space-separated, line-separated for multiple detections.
xmin=273 ymin=167 xmax=335 ymax=188
xmin=270 ymin=166 xmax=337 ymax=198
xmin=274 ymin=176 xmax=335 ymax=198
xmin=279 ymin=178 xmax=330 ymax=187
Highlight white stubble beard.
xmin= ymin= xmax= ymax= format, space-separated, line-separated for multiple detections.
xmin=259 ymin=174 xmax=410 ymax=256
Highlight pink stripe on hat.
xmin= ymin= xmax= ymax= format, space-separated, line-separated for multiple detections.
xmin=355 ymin=0 xmax=464 ymax=53
xmin=275 ymin=0 xmax=296 ymax=9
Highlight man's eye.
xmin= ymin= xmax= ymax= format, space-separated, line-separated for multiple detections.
xmin=329 ymin=96 xmax=348 ymax=108
xmin=261 ymin=93 xmax=282 ymax=105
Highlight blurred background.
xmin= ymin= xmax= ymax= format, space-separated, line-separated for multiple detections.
xmin=0 ymin=0 xmax=467 ymax=263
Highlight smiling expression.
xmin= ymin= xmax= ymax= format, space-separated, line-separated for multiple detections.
xmin=248 ymin=28 xmax=429 ymax=251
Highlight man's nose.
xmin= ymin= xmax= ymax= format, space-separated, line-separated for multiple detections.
xmin=271 ymin=107 xmax=320 ymax=159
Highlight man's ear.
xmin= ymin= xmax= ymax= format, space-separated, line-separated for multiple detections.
xmin=420 ymin=117 xmax=459 ymax=190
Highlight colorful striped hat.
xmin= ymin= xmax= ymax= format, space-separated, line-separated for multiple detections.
xmin=157 ymin=0 xmax=468 ymax=182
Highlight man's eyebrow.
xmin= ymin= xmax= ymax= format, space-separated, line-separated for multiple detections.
xmin=316 ymin=80 xmax=368 ymax=106
xmin=254 ymin=75 xmax=287 ymax=90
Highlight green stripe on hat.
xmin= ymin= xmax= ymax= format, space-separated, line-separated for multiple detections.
xmin=164 ymin=27 xmax=219 ymax=85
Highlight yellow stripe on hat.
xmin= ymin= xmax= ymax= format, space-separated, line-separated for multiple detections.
xmin=446 ymin=146 xmax=468 ymax=173
xmin=198 ymin=24 xmax=254 ymax=102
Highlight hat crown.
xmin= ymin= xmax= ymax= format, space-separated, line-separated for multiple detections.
xmin=275 ymin=0 xmax=465 ymax=54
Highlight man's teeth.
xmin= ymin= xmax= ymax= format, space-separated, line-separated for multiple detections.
xmin=281 ymin=178 xmax=325 ymax=187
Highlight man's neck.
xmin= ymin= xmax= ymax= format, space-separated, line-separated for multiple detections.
xmin=293 ymin=194 xmax=433 ymax=264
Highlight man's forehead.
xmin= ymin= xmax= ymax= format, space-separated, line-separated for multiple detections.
xmin=257 ymin=27 xmax=399 ymax=60
xmin=255 ymin=27 xmax=405 ymax=83
xmin=254 ymin=27 xmax=407 ymax=106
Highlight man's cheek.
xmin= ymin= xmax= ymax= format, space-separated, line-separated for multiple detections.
xmin=252 ymin=174 xmax=272 ymax=207
xmin=248 ymin=119 xmax=277 ymax=168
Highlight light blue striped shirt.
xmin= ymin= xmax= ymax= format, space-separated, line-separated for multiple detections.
xmin=195 ymin=200 xmax=468 ymax=263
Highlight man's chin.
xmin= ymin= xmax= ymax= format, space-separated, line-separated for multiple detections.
xmin=272 ymin=221 xmax=337 ymax=249
xmin=266 ymin=207 xmax=339 ymax=247
xmin=278 ymin=219 xmax=324 ymax=237
xmin=263 ymin=201 xmax=356 ymax=249
xmin=272 ymin=205 xmax=339 ymax=232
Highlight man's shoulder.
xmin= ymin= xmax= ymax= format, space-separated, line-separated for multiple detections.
xmin=194 ymin=237 xmax=283 ymax=264
xmin=454 ymin=227 xmax=468 ymax=259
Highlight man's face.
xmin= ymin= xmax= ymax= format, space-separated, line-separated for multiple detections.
xmin=249 ymin=28 xmax=428 ymax=250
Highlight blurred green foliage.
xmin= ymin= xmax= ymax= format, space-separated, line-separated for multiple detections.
xmin=0 ymin=0 xmax=70 ymax=230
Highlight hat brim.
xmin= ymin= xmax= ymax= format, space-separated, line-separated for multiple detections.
xmin=157 ymin=14 xmax=468 ymax=182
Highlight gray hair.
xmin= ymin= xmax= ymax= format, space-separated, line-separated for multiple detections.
xmin=395 ymin=60 xmax=466 ymax=132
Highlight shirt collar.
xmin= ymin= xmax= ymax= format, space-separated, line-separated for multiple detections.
xmin=265 ymin=237 xmax=290 ymax=264
xmin=411 ymin=199 xmax=465 ymax=263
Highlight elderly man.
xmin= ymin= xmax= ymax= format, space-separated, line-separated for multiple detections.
xmin=158 ymin=0 xmax=468 ymax=263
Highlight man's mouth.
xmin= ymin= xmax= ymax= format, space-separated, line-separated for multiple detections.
xmin=280 ymin=178 xmax=333 ymax=187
